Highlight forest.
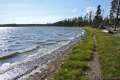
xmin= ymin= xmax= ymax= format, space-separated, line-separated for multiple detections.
xmin=54 ymin=0 xmax=120 ymax=30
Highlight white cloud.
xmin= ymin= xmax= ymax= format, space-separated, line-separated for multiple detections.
xmin=86 ymin=7 xmax=95 ymax=13
xmin=0 ymin=16 xmax=65 ymax=24
xmin=40 ymin=16 xmax=64 ymax=24
xmin=72 ymin=8 xmax=78 ymax=13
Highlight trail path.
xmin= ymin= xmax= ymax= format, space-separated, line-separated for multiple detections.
xmin=87 ymin=34 xmax=102 ymax=80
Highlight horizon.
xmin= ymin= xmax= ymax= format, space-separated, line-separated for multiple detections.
xmin=0 ymin=0 xmax=111 ymax=24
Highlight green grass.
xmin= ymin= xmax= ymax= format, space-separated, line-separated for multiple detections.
xmin=52 ymin=27 xmax=94 ymax=80
xmin=52 ymin=27 xmax=120 ymax=80
xmin=94 ymin=29 xmax=120 ymax=79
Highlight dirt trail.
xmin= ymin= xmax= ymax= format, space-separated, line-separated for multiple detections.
xmin=87 ymin=34 xmax=102 ymax=80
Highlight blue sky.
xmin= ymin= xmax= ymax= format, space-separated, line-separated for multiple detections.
xmin=0 ymin=0 xmax=111 ymax=24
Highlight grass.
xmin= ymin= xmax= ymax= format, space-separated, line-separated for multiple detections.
xmin=52 ymin=27 xmax=120 ymax=80
xmin=52 ymin=27 xmax=94 ymax=80
xmin=94 ymin=28 xmax=120 ymax=79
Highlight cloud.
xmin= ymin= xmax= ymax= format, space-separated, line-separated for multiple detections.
xmin=40 ymin=16 xmax=64 ymax=24
xmin=72 ymin=8 xmax=78 ymax=13
xmin=0 ymin=16 xmax=65 ymax=24
xmin=86 ymin=7 xmax=95 ymax=13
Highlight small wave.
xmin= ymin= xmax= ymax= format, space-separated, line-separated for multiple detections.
xmin=45 ymin=42 xmax=56 ymax=46
xmin=35 ymin=41 xmax=46 ymax=44
xmin=15 ymin=42 xmax=21 ymax=44
xmin=9 ymin=44 xmax=22 ymax=48
xmin=0 ymin=45 xmax=39 ymax=60
xmin=46 ymin=39 xmax=54 ymax=42
xmin=1 ymin=38 xmax=9 ymax=41
xmin=7 ymin=40 xmax=14 ymax=43
xmin=9 ymin=36 xmax=18 ymax=39
xmin=18 ymin=45 xmax=39 ymax=53
xmin=69 ymin=37 xmax=75 ymax=40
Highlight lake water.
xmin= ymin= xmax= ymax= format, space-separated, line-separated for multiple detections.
xmin=0 ymin=26 xmax=84 ymax=65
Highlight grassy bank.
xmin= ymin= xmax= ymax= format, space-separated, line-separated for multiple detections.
xmin=87 ymin=28 xmax=120 ymax=79
xmin=52 ymin=27 xmax=120 ymax=80
xmin=85 ymin=27 xmax=120 ymax=79
xmin=52 ymin=27 xmax=94 ymax=80
xmin=94 ymin=29 xmax=120 ymax=79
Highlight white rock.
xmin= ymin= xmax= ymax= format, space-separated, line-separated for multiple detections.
xmin=102 ymin=30 xmax=108 ymax=33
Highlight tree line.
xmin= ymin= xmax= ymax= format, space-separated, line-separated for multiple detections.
xmin=54 ymin=0 xmax=120 ymax=30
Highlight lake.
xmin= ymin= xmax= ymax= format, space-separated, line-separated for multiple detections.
xmin=0 ymin=26 xmax=84 ymax=65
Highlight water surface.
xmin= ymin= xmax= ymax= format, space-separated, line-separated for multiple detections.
xmin=0 ymin=26 xmax=84 ymax=65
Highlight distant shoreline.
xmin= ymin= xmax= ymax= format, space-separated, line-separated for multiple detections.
xmin=0 ymin=24 xmax=53 ymax=27
xmin=0 ymin=24 xmax=84 ymax=27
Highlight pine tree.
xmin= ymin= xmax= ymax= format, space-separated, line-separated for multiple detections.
xmin=110 ymin=0 xmax=120 ymax=30
xmin=93 ymin=5 xmax=103 ymax=28
xmin=88 ymin=11 xmax=93 ymax=25
xmin=104 ymin=17 xmax=109 ymax=26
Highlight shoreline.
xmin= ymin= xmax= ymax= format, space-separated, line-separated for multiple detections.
xmin=0 ymin=30 xmax=85 ymax=80
xmin=18 ymin=36 xmax=82 ymax=80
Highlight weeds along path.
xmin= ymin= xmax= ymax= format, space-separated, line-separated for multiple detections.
xmin=87 ymin=34 xmax=102 ymax=80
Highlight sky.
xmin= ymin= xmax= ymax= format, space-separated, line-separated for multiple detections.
xmin=0 ymin=0 xmax=111 ymax=24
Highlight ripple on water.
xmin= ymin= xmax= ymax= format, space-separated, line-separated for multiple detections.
xmin=0 ymin=27 xmax=84 ymax=65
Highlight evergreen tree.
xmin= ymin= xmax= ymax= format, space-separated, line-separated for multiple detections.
xmin=110 ymin=0 xmax=120 ymax=29
xmin=93 ymin=5 xmax=103 ymax=28
xmin=83 ymin=13 xmax=89 ymax=25
xmin=54 ymin=16 xmax=86 ymax=26
xmin=104 ymin=17 xmax=110 ymax=26
xmin=109 ymin=9 xmax=115 ymax=25
xmin=88 ymin=11 xmax=93 ymax=25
